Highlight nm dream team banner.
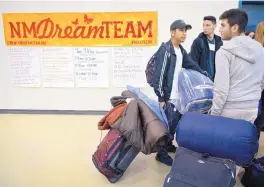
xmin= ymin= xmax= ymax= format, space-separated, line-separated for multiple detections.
xmin=2 ymin=11 xmax=158 ymax=46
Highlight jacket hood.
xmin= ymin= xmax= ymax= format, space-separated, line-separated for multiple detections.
xmin=110 ymin=96 xmax=127 ymax=107
xmin=222 ymin=35 xmax=263 ymax=64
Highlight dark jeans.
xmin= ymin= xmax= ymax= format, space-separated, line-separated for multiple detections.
xmin=158 ymin=102 xmax=182 ymax=155
xmin=164 ymin=102 xmax=182 ymax=141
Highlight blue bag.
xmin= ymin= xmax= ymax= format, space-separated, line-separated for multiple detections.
xmin=176 ymin=112 xmax=259 ymax=166
xmin=178 ymin=69 xmax=213 ymax=114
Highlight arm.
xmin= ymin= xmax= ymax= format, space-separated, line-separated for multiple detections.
xmin=183 ymin=49 xmax=207 ymax=76
xmin=210 ymin=49 xmax=230 ymax=115
xmin=189 ymin=38 xmax=201 ymax=65
xmin=261 ymin=75 xmax=264 ymax=91
xmin=153 ymin=46 xmax=169 ymax=102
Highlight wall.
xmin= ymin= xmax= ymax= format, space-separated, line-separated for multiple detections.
xmin=241 ymin=0 xmax=264 ymax=31
xmin=0 ymin=1 xmax=239 ymax=111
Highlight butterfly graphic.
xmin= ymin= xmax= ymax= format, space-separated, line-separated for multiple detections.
xmin=71 ymin=18 xmax=79 ymax=25
xmin=84 ymin=14 xmax=94 ymax=24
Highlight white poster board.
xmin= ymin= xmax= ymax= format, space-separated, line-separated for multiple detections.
xmin=112 ymin=47 xmax=146 ymax=88
xmin=8 ymin=47 xmax=41 ymax=87
xmin=74 ymin=48 xmax=109 ymax=88
xmin=40 ymin=47 xmax=75 ymax=88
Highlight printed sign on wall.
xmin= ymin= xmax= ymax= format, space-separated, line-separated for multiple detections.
xmin=2 ymin=11 xmax=158 ymax=47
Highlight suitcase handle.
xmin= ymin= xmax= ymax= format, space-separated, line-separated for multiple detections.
xmin=201 ymin=153 xmax=209 ymax=158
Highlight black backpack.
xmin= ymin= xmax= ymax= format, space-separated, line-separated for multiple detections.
xmin=145 ymin=42 xmax=170 ymax=87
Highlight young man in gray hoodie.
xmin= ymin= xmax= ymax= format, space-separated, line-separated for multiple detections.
xmin=209 ymin=8 xmax=264 ymax=123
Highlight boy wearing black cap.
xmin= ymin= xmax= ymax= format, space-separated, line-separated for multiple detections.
xmin=153 ymin=20 xmax=207 ymax=166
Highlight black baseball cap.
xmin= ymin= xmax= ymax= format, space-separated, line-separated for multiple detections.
xmin=170 ymin=20 xmax=192 ymax=31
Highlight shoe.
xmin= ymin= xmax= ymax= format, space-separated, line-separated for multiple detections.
xmin=166 ymin=143 xmax=177 ymax=153
xmin=155 ymin=152 xmax=173 ymax=166
xmin=166 ymin=144 xmax=177 ymax=153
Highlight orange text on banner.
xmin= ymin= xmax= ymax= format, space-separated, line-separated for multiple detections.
xmin=2 ymin=12 xmax=158 ymax=47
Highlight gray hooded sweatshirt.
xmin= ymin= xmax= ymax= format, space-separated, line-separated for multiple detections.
xmin=211 ymin=35 xmax=264 ymax=119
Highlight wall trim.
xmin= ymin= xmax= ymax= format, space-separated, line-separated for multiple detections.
xmin=0 ymin=109 xmax=107 ymax=115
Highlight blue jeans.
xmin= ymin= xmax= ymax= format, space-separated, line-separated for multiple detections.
xmin=157 ymin=102 xmax=182 ymax=156
xmin=164 ymin=102 xmax=182 ymax=141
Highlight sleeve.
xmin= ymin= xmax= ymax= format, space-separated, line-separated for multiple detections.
xmin=210 ymin=49 xmax=230 ymax=115
xmin=153 ymin=46 xmax=169 ymax=102
xmin=261 ymin=74 xmax=264 ymax=91
xmin=189 ymin=38 xmax=201 ymax=65
xmin=183 ymin=49 xmax=207 ymax=76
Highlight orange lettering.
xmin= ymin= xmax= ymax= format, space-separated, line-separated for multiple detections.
xmin=22 ymin=22 xmax=37 ymax=38
xmin=37 ymin=18 xmax=54 ymax=39
xmin=86 ymin=26 xmax=104 ymax=38
xmin=113 ymin=21 xmax=123 ymax=38
xmin=102 ymin=21 xmax=113 ymax=38
xmin=138 ymin=21 xmax=152 ymax=37
xmin=52 ymin=24 xmax=63 ymax=38
xmin=6 ymin=16 xmax=155 ymax=44
xmin=62 ymin=26 xmax=73 ymax=38
xmin=9 ymin=22 xmax=21 ymax=38
xmin=73 ymin=26 xmax=86 ymax=38
xmin=124 ymin=21 xmax=137 ymax=38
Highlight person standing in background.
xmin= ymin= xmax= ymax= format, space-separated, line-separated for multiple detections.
xmin=255 ymin=22 xmax=264 ymax=46
xmin=254 ymin=21 xmax=264 ymax=139
xmin=209 ymin=8 xmax=264 ymax=124
xmin=246 ymin=30 xmax=256 ymax=39
xmin=189 ymin=16 xmax=223 ymax=81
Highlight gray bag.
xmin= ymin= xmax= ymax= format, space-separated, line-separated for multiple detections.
xmin=163 ymin=147 xmax=236 ymax=187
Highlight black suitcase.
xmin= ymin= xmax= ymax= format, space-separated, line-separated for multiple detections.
xmin=163 ymin=147 xmax=236 ymax=187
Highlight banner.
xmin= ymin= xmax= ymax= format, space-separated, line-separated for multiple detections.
xmin=2 ymin=12 xmax=158 ymax=47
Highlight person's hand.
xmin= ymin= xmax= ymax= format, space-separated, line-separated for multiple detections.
xmin=160 ymin=102 xmax=166 ymax=108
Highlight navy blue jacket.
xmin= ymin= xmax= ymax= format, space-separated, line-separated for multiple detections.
xmin=189 ymin=33 xmax=223 ymax=81
xmin=153 ymin=40 xmax=206 ymax=102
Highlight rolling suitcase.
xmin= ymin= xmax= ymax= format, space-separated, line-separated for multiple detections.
xmin=92 ymin=128 xmax=139 ymax=183
xmin=163 ymin=147 xmax=236 ymax=187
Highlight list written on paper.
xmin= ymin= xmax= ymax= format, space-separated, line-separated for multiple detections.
xmin=8 ymin=47 xmax=41 ymax=87
xmin=74 ymin=48 xmax=109 ymax=87
xmin=40 ymin=47 xmax=74 ymax=87
xmin=113 ymin=47 xmax=146 ymax=87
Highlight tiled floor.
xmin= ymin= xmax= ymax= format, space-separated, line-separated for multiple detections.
xmin=0 ymin=114 xmax=263 ymax=187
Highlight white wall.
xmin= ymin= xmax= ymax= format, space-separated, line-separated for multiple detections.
xmin=0 ymin=1 xmax=238 ymax=111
